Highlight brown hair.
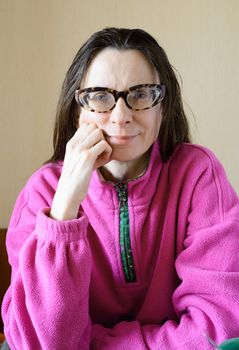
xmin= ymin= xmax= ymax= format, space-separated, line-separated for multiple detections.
xmin=46 ymin=27 xmax=190 ymax=164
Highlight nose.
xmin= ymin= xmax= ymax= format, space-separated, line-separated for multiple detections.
xmin=109 ymin=97 xmax=133 ymax=125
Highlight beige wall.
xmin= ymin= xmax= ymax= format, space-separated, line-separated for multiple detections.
xmin=0 ymin=0 xmax=238 ymax=227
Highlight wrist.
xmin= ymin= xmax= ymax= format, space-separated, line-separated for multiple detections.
xmin=50 ymin=196 xmax=80 ymax=221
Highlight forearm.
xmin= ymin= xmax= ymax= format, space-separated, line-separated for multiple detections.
xmin=90 ymin=221 xmax=239 ymax=349
xmin=91 ymin=305 xmax=236 ymax=350
xmin=2 ymin=208 xmax=92 ymax=350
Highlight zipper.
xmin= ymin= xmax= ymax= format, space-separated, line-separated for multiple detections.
xmin=115 ymin=183 xmax=136 ymax=283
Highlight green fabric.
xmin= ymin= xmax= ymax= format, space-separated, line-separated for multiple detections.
xmin=219 ymin=338 xmax=239 ymax=349
xmin=115 ymin=183 xmax=136 ymax=283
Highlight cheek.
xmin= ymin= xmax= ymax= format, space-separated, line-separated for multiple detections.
xmin=78 ymin=110 xmax=102 ymax=128
xmin=146 ymin=108 xmax=162 ymax=137
xmin=156 ymin=115 xmax=162 ymax=134
xmin=150 ymin=120 xmax=161 ymax=142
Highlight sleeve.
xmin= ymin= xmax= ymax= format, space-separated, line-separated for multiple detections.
xmin=1 ymin=170 xmax=92 ymax=350
xmin=2 ymin=153 xmax=239 ymax=350
xmin=89 ymin=150 xmax=239 ymax=350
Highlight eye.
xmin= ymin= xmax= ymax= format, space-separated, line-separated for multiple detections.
xmin=89 ymin=92 xmax=110 ymax=102
xmin=131 ymin=90 xmax=148 ymax=99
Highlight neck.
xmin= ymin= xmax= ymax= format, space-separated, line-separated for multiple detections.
xmin=99 ymin=149 xmax=151 ymax=183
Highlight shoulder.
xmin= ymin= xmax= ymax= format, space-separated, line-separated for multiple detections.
xmin=173 ymin=142 xmax=220 ymax=165
xmin=15 ymin=162 xmax=63 ymax=215
xmin=169 ymin=143 xmax=226 ymax=179
xmin=7 ymin=162 xmax=63 ymax=230
xmin=24 ymin=161 xmax=63 ymax=205
xmin=166 ymin=142 xmax=234 ymax=204
xmin=26 ymin=161 xmax=63 ymax=190
xmin=170 ymin=143 xmax=239 ymax=222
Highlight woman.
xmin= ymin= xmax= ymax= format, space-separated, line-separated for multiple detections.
xmin=2 ymin=27 xmax=239 ymax=349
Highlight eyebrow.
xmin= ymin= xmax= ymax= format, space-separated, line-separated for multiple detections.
xmin=78 ymin=83 xmax=162 ymax=92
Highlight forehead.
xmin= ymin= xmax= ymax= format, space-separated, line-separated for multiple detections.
xmin=81 ymin=48 xmax=160 ymax=89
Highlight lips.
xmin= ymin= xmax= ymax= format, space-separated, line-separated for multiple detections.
xmin=109 ymin=135 xmax=136 ymax=139
xmin=106 ymin=134 xmax=138 ymax=145
xmin=105 ymin=132 xmax=139 ymax=137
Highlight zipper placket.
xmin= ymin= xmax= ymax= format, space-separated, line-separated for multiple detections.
xmin=115 ymin=183 xmax=136 ymax=283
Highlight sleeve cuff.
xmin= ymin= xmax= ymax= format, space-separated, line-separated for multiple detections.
xmin=35 ymin=208 xmax=89 ymax=242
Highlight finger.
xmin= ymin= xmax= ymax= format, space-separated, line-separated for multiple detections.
xmin=69 ymin=123 xmax=98 ymax=146
xmin=79 ymin=120 xmax=88 ymax=127
xmin=91 ymin=138 xmax=111 ymax=155
xmin=79 ymin=120 xmax=97 ymax=129
xmin=76 ymin=122 xmax=97 ymax=135
xmin=91 ymin=140 xmax=112 ymax=169
xmin=68 ymin=128 xmax=105 ymax=156
xmin=95 ymin=152 xmax=112 ymax=169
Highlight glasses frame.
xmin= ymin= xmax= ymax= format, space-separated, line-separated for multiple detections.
xmin=75 ymin=84 xmax=166 ymax=113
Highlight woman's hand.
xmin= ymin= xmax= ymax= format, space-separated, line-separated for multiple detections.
xmin=50 ymin=122 xmax=112 ymax=221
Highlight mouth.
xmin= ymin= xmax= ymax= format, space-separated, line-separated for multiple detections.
xmin=106 ymin=135 xmax=138 ymax=145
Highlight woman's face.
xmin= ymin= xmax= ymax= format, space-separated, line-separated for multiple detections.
xmin=78 ymin=48 xmax=162 ymax=162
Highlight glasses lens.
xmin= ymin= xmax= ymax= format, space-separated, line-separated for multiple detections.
xmin=79 ymin=90 xmax=115 ymax=112
xmin=127 ymin=86 xmax=164 ymax=110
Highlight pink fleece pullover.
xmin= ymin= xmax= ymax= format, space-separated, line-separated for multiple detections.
xmin=2 ymin=141 xmax=239 ymax=349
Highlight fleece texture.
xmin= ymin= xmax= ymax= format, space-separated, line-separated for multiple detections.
xmin=2 ymin=141 xmax=239 ymax=349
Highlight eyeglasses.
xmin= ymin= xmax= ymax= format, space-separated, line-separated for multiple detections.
xmin=75 ymin=84 xmax=166 ymax=113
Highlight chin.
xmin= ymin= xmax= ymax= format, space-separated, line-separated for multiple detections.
xmin=110 ymin=148 xmax=143 ymax=162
